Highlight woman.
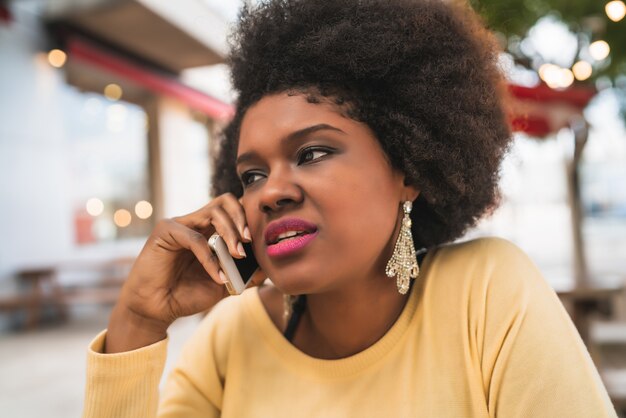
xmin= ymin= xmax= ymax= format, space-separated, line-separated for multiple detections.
xmin=83 ymin=1 xmax=617 ymax=417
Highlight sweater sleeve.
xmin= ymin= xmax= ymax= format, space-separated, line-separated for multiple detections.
xmin=82 ymin=295 xmax=240 ymax=418
xmin=476 ymin=239 xmax=617 ymax=418
xmin=82 ymin=330 xmax=168 ymax=418
xmin=156 ymin=304 xmax=231 ymax=418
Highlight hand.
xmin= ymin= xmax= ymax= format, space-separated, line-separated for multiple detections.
xmin=105 ymin=193 xmax=263 ymax=353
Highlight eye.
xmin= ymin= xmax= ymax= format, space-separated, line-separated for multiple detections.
xmin=240 ymin=171 xmax=265 ymax=187
xmin=297 ymin=147 xmax=332 ymax=165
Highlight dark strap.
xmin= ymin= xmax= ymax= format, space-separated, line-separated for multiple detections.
xmin=417 ymin=249 xmax=428 ymax=265
xmin=283 ymin=249 xmax=428 ymax=342
xmin=283 ymin=294 xmax=307 ymax=342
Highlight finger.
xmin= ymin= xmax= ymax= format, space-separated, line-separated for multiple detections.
xmin=246 ymin=268 xmax=268 ymax=288
xmin=161 ymin=220 xmax=224 ymax=286
xmin=174 ymin=193 xmax=243 ymax=237
xmin=210 ymin=207 xmax=246 ymax=259
xmin=172 ymin=205 xmax=213 ymax=231
xmin=171 ymin=194 xmax=228 ymax=230
xmin=173 ymin=261 xmax=229 ymax=312
xmin=221 ymin=197 xmax=250 ymax=242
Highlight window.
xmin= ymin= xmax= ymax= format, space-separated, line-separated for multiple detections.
xmin=66 ymin=91 xmax=153 ymax=244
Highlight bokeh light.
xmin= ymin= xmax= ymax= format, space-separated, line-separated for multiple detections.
xmin=104 ymin=83 xmax=123 ymax=101
xmin=113 ymin=209 xmax=132 ymax=228
xmin=538 ymin=64 xmax=574 ymax=89
xmin=572 ymin=61 xmax=592 ymax=81
xmin=605 ymin=1 xmax=626 ymax=22
xmin=47 ymin=49 xmax=67 ymax=68
xmin=85 ymin=198 xmax=104 ymax=217
xmin=589 ymin=40 xmax=611 ymax=61
xmin=134 ymin=200 xmax=153 ymax=219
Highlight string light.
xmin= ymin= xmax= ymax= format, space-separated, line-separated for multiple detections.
xmin=113 ymin=209 xmax=132 ymax=228
xmin=104 ymin=83 xmax=123 ymax=101
xmin=135 ymin=201 xmax=153 ymax=219
xmin=47 ymin=49 xmax=67 ymax=68
xmin=85 ymin=198 xmax=104 ymax=216
xmin=606 ymin=1 xmax=626 ymax=22
xmin=538 ymin=64 xmax=574 ymax=89
xmin=572 ymin=61 xmax=592 ymax=81
xmin=589 ymin=40 xmax=610 ymax=61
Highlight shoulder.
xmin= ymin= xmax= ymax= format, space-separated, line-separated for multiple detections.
xmin=422 ymin=238 xmax=562 ymax=355
xmin=183 ymin=288 xmax=260 ymax=356
xmin=434 ymin=237 xmax=541 ymax=282
xmin=426 ymin=237 xmax=548 ymax=309
xmin=198 ymin=287 xmax=261 ymax=336
xmin=435 ymin=236 xmax=532 ymax=267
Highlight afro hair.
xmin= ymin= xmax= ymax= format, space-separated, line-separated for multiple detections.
xmin=211 ymin=0 xmax=513 ymax=248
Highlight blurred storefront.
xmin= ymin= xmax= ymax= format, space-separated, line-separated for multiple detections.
xmin=0 ymin=0 xmax=234 ymax=330
xmin=0 ymin=0 xmax=625 ymax=414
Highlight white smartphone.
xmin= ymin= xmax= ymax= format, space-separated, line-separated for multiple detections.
xmin=208 ymin=233 xmax=259 ymax=295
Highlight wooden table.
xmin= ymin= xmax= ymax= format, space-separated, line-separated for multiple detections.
xmin=556 ymin=281 xmax=625 ymax=344
xmin=0 ymin=258 xmax=133 ymax=330
xmin=0 ymin=268 xmax=68 ymax=330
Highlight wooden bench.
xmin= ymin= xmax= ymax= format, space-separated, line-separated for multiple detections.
xmin=588 ymin=320 xmax=626 ymax=415
xmin=0 ymin=258 xmax=133 ymax=330
xmin=555 ymin=281 xmax=625 ymax=343
xmin=0 ymin=268 xmax=67 ymax=330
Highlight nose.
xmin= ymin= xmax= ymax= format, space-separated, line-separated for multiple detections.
xmin=258 ymin=166 xmax=303 ymax=213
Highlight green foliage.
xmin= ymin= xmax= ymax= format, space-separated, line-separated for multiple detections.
xmin=472 ymin=0 xmax=626 ymax=79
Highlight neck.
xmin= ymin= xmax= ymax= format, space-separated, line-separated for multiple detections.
xmin=292 ymin=275 xmax=410 ymax=359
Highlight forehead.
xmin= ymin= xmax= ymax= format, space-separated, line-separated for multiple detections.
xmin=237 ymin=93 xmax=366 ymax=154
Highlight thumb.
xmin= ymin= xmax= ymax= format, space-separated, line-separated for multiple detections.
xmin=246 ymin=268 xmax=268 ymax=288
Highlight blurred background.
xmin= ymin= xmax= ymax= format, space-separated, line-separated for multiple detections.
xmin=0 ymin=0 xmax=625 ymax=416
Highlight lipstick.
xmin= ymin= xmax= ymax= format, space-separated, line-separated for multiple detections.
xmin=264 ymin=218 xmax=318 ymax=258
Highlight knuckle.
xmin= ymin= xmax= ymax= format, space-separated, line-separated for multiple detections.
xmin=202 ymin=199 xmax=217 ymax=211
xmin=154 ymin=218 xmax=173 ymax=233
xmin=162 ymin=218 xmax=178 ymax=227
xmin=169 ymin=216 xmax=181 ymax=224
xmin=225 ymin=229 xmax=239 ymax=242
xmin=189 ymin=230 xmax=205 ymax=243
xmin=199 ymin=254 xmax=214 ymax=270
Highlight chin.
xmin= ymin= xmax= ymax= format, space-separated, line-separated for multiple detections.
xmin=264 ymin=264 xmax=327 ymax=295
xmin=267 ymin=274 xmax=319 ymax=295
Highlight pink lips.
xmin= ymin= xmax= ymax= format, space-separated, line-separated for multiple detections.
xmin=264 ymin=218 xmax=318 ymax=258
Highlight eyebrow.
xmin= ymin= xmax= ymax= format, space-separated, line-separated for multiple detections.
xmin=236 ymin=123 xmax=346 ymax=166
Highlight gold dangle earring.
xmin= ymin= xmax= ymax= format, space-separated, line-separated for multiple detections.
xmin=283 ymin=294 xmax=296 ymax=327
xmin=385 ymin=201 xmax=419 ymax=294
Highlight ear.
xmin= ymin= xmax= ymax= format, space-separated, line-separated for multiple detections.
xmin=396 ymin=172 xmax=420 ymax=202
xmin=401 ymin=183 xmax=420 ymax=202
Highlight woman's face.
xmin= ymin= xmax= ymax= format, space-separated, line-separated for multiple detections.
xmin=237 ymin=93 xmax=417 ymax=295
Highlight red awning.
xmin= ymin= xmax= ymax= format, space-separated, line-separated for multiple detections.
xmin=509 ymin=84 xmax=595 ymax=109
xmin=67 ymin=36 xmax=596 ymax=135
xmin=0 ymin=4 xmax=12 ymax=24
xmin=508 ymin=83 xmax=596 ymax=137
xmin=67 ymin=37 xmax=234 ymax=121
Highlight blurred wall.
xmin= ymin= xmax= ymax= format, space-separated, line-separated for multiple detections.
xmin=0 ymin=7 xmax=214 ymax=291
xmin=0 ymin=9 xmax=86 ymax=283
xmin=158 ymin=98 xmax=212 ymax=219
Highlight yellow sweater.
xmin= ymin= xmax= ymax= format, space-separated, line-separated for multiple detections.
xmin=82 ymin=238 xmax=617 ymax=417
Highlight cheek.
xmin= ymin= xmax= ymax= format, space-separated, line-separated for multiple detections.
xmin=241 ymin=201 xmax=264 ymax=255
xmin=315 ymin=164 xmax=401 ymax=250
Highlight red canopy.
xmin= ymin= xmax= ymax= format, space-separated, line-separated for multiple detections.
xmin=66 ymin=37 xmax=596 ymax=133
xmin=508 ymin=83 xmax=596 ymax=137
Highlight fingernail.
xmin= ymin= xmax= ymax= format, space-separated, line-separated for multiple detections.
xmin=243 ymin=226 xmax=251 ymax=241
xmin=237 ymin=242 xmax=246 ymax=257
xmin=218 ymin=270 xmax=228 ymax=283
